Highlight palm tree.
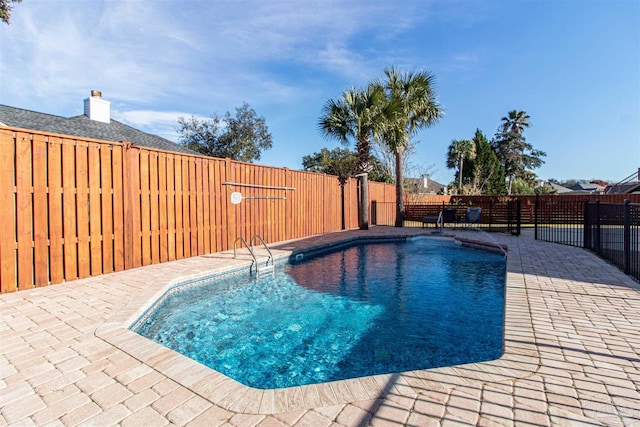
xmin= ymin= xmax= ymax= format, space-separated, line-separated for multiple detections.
xmin=493 ymin=110 xmax=544 ymax=195
xmin=377 ymin=67 xmax=443 ymax=227
xmin=318 ymin=85 xmax=387 ymax=230
xmin=446 ymin=139 xmax=476 ymax=193
xmin=500 ymin=110 xmax=530 ymax=135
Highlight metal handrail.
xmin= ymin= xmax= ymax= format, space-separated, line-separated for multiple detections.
xmin=250 ymin=235 xmax=273 ymax=266
xmin=233 ymin=237 xmax=257 ymax=267
xmin=223 ymin=181 xmax=296 ymax=191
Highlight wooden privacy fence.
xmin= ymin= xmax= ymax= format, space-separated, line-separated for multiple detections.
xmin=0 ymin=127 xmax=396 ymax=293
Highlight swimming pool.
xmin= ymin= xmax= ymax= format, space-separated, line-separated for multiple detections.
xmin=133 ymin=237 xmax=506 ymax=389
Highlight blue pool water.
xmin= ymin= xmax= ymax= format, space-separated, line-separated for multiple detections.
xmin=134 ymin=237 xmax=506 ymax=389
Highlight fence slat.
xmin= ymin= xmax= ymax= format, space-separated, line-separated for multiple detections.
xmin=225 ymin=159 xmax=234 ymax=249
xmin=166 ymin=156 xmax=176 ymax=261
xmin=182 ymin=157 xmax=191 ymax=258
xmin=100 ymin=145 xmax=114 ymax=273
xmin=48 ymin=137 xmax=64 ymax=284
xmin=62 ymin=139 xmax=78 ymax=281
xmin=140 ymin=151 xmax=151 ymax=266
xmin=202 ymin=160 xmax=211 ymax=254
xmin=123 ymin=146 xmax=141 ymax=268
xmin=88 ymin=144 xmax=102 ymax=276
xmin=0 ymin=130 xmax=17 ymax=292
xmin=112 ymin=145 xmax=124 ymax=271
xmin=196 ymin=159 xmax=204 ymax=254
xmin=15 ymin=132 xmax=33 ymax=289
xmin=158 ymin=153 xmax=168 ymax=263
xmin=75 ymin=144 xmax=90 ymax=279
xmin=174 ymin=157 xmax=184 ymax=260
xmin=214 ymin=159 xmax=225 ymax=251
xmin=32 ymin=134 xmax=49 ymax=286
xmin=149 ymin=152 xmax=160 ymax=264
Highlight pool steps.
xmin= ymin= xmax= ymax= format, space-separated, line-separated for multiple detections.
xmin=233 ymin=235 xmax=275 ymax=276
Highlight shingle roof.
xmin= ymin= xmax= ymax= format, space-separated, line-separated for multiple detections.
xmin=606 ymin=182 xmax=640 ymax=194
xmin=548 ymin=182 xmax=573 ymax=193
xmin=569 ymin=182 xmax=605 ymax=192
xmin=0 ymin=104 xmax=195 ymax=155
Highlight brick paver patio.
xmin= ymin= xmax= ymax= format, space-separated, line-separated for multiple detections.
xmin=1 ymin=228 xmax=638 ymax=426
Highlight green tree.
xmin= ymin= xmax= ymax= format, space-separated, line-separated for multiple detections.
xmin=535 ymin=181 xmax=557 ymax=195
xmin=1 ymin=0 xmax=21 ymax=24
xmin=464 ymin=130 xmax=506 ymax=195
xmin=178 ymin=102 xmax=272 ymax=163
xmin=510 ymin=178 xmax=536 ymax=195
xmin=318 ymin=85 xmax=388 ymax=230
xmin=178 ymin=115 xmax=222 ymax=156
xmin=446 ymin=139 xmax=476 ymax=193
xmin=492 ymin=110 xmax=546 ymax=194
xmin=302 ymin=147 xmax=392 ymax=183
xmin=377 ymin=67 xmax=443 ymax=227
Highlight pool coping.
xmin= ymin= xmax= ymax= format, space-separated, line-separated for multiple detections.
xmin=95 ymin=233 xmax=539 ymax=415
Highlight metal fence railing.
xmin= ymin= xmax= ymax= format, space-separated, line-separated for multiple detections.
xmin=534 ymin=197 xmax=585 ymax=246
xmin=536 ymin=198 xmax=639 ymax=282
xmin=374 ymin=196 xmax=639 ymax=282
xmin=584 ymin=200 xmax=639 ymax=281
xmin=398 ymin=200 xmax=521 ymax=235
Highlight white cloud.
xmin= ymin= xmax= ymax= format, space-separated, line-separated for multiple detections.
xmin=116 ymin=109 xmax=211 ymax=142
xmin=0 ymin=0 xmax=199 ymax=112
xmin=0 ymin=0 xmax=438 ymax=116
xmin=116 ymin=110 xmax=206 ymax=127
xmin=312 ymin=44 xmax=368 ymax=81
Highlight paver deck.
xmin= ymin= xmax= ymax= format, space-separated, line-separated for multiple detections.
xmin=1 ymin=228 xmax=639 ymax=426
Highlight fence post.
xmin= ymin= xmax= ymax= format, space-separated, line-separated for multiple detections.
xmin=488 ymin=199 xmax=492 ymax=232
xmin=624 ymin=199 xmax=631 ymax=275
xmin=516 ymin=199 xmax=521 ymax=236
xmin=371 ymin=201 xmax=377 ymax=226
xmin=534 ymin=194 xmax=539 ymax=240
xmin=339 ymin=179 xmax=346 ymax=230
xmin=595 ymin=199 xmax=601 ymax=254
xmin=583 ymin=199 xmax=590 ymax=249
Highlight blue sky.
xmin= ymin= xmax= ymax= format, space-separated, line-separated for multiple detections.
xmin=1 ymin=0 xmax=638 ymax=185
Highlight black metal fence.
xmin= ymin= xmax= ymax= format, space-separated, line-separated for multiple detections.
xmin=584 ymin=200 xmax=639 ymax=281
xmin=536 ymin=198 xmax=639 ymax=282
xmin=374 ymin=196 xmax=638 ymax=282
xmin=389 ymin=200 xmax=521 ymax=235
xmin=534 ymin=197 xmax=585 ymax=246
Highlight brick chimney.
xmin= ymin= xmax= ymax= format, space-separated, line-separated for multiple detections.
xmin=83 ymin=90 xmax=110 ymax=123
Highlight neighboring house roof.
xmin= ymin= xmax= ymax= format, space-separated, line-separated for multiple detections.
xmin=569 ymin=182 xmax=606 ymax=194
xmin=547 ymin=182 xmax=573 ymax=194
xmin=404 ymin=177 xmax=446 ymax=194
xmin=605 ymin=169 xmax=640 ymax=194
xmin=605 ymin=182 xmax=640 ymax=194
xmin=591 ymin=180 xmax=609 ymax=187
xmin=0 ymin=104 xmax=195 ymax=155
